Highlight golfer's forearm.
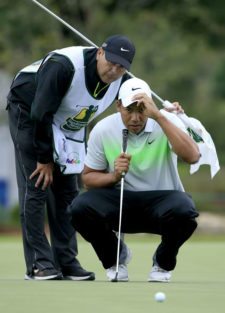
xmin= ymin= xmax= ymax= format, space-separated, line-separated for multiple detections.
xmin=82 ymin=172 xmax=119 ymax=189
xmin=156 ymin=114 xmax=200 ymax=163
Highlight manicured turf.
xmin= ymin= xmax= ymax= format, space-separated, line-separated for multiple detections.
xmin=0 ymin=234 xmax=224 ymax=313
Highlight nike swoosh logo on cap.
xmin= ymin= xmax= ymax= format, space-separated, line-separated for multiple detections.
xmin=148 ymin=140 xmax=155 ymax=145
xmin=132 ymin=87 xmax=141 ymax=91
xmin=120 ymin=47 xmax=130 ymax=52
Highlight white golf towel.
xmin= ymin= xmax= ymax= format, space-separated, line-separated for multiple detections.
xmin=162 ymin=100 xmax=220 ymax=178
xmin=187 ymin=117 xmax=220 ymax=179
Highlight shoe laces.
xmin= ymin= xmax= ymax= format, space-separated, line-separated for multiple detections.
xmin=152 ymin=265 xmax=169 ymax=273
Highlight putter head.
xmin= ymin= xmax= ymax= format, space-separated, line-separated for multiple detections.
xmin=111 ymin=272 xmax=118 ymax=282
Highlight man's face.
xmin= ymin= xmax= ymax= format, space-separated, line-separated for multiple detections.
xmin=96 ymin=48 xmax=126 ymax=83
xmin=116 ymin=101 xmax=148 ymax=134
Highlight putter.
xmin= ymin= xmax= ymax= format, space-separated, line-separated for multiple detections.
xmin=111 ymin=129 xmax=129 ymax=282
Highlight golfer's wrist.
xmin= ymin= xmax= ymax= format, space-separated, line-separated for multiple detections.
xmin=111 ymin=172 xmax=121 ymax=184
xmin=154 ymin=112 xmax=166 ymax=122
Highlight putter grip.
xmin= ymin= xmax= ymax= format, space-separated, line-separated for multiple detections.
xmin=121 ymin=129 xmax=129 ymax=177
xmin=122 ymin=129 xmax=129 ymax=153
xmin=163 ymin=100 xmax=175 ymax=109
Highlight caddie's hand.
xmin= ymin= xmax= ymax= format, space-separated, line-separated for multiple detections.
xmin=113 ymin=153 xmax=131 ymax=181
xmin=165 ymin=101 xmax=184 ymax=114
xmin=29 ymin=162 xmax=54 ymax=190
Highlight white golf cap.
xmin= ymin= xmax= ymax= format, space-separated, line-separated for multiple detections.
xmin=119 ymin=77 xmax=152 ymax=107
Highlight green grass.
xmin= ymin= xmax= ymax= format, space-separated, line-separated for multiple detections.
xmin=0 ymin=234 xmax=224 ymax=313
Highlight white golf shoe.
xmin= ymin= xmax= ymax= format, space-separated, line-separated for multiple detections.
xmin=122 ymin=245 xmax=132 ymax=265
xmin=148 ymin=265 xmax=172 ymax=282
xmin=106 ymin=242 xmax=131 ymax=281
xmin=106 ymin=264 xmax=129 ymax=282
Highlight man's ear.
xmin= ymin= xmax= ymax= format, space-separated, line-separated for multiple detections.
xmin=96 ymin=47 xmax=104 ymax=60
xmin=116 ymin=100 xmax=122 ymax=112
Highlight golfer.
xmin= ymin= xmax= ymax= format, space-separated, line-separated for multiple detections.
xmin=68 ymin=77 xmax=200 ymax=282
xmin=6 ymin=34 xmax=135 ymax=280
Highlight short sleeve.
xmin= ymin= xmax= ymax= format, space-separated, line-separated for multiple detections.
xmin=85 ymin=125 xmax=108 ymax=170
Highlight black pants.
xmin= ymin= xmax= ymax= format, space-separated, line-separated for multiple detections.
xmin=7 ymin=101 xmax=80 ymax=276
xmin=69 ymin=188 xmax=198 ymax=271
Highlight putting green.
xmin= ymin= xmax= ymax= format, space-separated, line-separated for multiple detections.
xmin=0 ymin=234 xmax=224 ymax=313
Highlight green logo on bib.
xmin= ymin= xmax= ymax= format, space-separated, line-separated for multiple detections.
xmin=61 ymin=105 xmax=98 ymax=131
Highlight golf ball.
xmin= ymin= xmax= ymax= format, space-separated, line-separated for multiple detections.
xmin=154 ymin=292 xmax=166 ymax=302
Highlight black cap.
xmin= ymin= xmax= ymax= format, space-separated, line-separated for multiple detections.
xmin=101 ymin=35 xmax=135 ymax=70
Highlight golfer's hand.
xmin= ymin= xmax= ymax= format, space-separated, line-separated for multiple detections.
xmin=131 ymin=93 xmax=161 ymax=119
xmin=113 ymin=153 xmax=131 ymax=181
xmin=29 ymin=162 xmax=54 ymax=190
